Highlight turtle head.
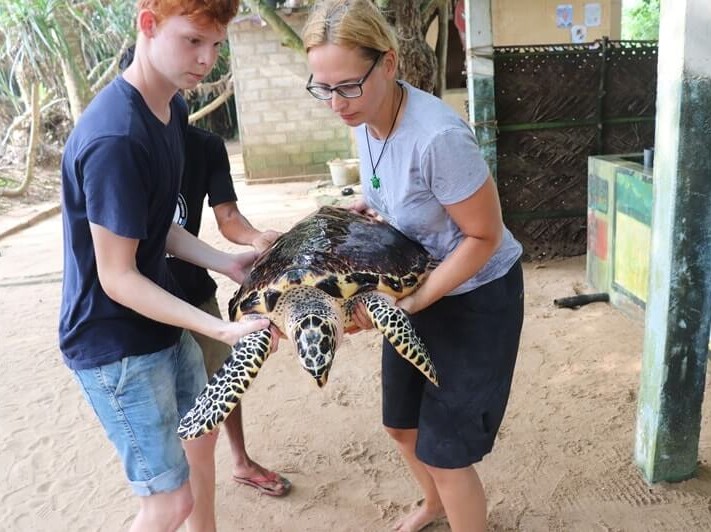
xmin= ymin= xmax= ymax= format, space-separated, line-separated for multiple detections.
xmin=283 ymin=287 xmax=344 ymax=388
xmin=291 ymin=315 xmax=340 ymax=387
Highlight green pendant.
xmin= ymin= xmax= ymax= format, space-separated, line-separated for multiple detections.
xmin=371 ymin=174 xmax=381 ymax=190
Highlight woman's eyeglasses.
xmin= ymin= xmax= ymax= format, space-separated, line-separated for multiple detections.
xmin=306 ymin=52 xmax=383 ymax=100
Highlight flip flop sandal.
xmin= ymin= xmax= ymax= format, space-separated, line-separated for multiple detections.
xmin=233 ymin=470 xmax=292 ymax=497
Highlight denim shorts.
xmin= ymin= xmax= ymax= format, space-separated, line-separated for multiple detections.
xmin=74 ymin=330 xmax=207 ymax=496
xmin=382 ymin=261 xmax=524 ymax=469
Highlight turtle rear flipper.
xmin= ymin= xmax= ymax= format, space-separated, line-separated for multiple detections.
xmin=352 ymin=292 xmax=438 ymax=386
xmin=177 ymin=328 xmax=273 ymax=440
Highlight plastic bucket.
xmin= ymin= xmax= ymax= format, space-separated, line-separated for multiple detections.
xmin=327 ymin=159 xmax=359 ymax=186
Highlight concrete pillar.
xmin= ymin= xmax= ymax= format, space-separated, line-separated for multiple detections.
xmin=634 ymin=0 xmax=711 ymax=483
xmin=464 ymin=0 xmax=496 ymax=178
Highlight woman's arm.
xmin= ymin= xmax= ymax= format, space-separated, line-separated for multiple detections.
xmin=349 ymin=177 xmax=503 ymax=330
xmin=397 ymin=176 xmax=503 ymax=314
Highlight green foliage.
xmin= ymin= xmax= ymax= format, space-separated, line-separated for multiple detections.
xmin=622 ymin=0 xmax=660 ymax=40
xmin=0 ymin=0 xmax=135 ymax=113
xmin=0 ymin=0 xmax=62 ymax=112
xmin=0 ymin=0 xmax=238 ymax=136
xmin=0 ymin=59 xmax=19 ymax=116
xmin=79 ymin=1 xmax=136 ymax=79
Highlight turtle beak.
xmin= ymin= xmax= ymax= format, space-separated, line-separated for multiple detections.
xmin=316 ymin=371 xmax=330 ymax=388
xmin=297 ymin=341 xmax=335 ymax=388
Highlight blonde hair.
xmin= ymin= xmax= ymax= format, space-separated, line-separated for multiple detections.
xmin=302 ymin=0 xmax=399 ymax=62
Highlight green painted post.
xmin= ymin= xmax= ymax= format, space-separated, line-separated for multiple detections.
xmin=634 ymin=0 xmax=711 ymax=483
xmin=464 ymin=0 xmax=496 ymax=178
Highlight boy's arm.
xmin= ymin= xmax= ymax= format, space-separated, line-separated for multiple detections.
xmin=212 ymin=202 xmax=280 ymax=254
xmin=91 ymin=222 xmax=268 ymax=345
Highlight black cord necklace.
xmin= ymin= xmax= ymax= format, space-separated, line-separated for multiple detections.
xmin=365 ymin=83 xmax=404 ymax=190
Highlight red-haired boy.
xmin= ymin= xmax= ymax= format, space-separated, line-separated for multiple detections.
xmin=59 ymin=2 xmax=274 ymax=529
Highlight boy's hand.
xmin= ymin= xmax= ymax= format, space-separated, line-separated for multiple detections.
xmin=221 ymin=317 xmax=280 ymax=352
xmin=225 ymin=250 xmax=259 ymax=284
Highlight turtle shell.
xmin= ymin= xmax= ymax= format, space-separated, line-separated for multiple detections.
xmin=229 ymin=206 xmax=434 ymax=321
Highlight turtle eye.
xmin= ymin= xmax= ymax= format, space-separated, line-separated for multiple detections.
xmin=264 ymin=289 xmax=281 ymax=313
xmin=381 ymin=275 xmax=402 ymax=292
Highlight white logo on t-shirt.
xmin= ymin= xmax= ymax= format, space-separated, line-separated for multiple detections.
xmin=173 ymin=193 xmax=188 ymax=228
xmin=167 ymin=194 xmax=188 ymax=259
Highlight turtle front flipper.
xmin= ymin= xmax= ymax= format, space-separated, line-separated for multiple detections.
xmin=349 ymin=292 xmax=438 ymax=386
xmin=177 ymin=328 xmax=273 ymax=440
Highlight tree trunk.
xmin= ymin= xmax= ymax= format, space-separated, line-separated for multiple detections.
xmin=91 ymin=37 xmax=132 ymax=94
xmin=378 ymin=0 xmax=438 ymax=92
xmin=189 ymin=79 xmax=235 ymax=124
xmin=432 ymin=0 xmax=449 ymax=96
xmin=13 ymin=56 xmax=33 ymax=113
xmin=53 ymin=4 xmax=92 ymax=123
xmin=243 ymin=0 xmax=306 ymax=55
xmin=0 ymin=83 xmax=41 ymax=197
xmin=1 ymin=94 xmax=62 ymax=148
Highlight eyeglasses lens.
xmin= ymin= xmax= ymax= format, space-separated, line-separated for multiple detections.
xmin=307 ymin=84 xmax=363 ymax=100
xmin=335 ymin=85 xmax=362 ymax=98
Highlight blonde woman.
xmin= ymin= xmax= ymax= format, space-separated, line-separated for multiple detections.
xmin=302 ymin=2 xmax=524 ymax=531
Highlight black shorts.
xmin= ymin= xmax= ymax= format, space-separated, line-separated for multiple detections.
xmin=382 ymin=260 xmax=524 ymax=468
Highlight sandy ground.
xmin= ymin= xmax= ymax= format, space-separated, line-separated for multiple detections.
xmin=3 ymin=172 xmax=711 ymax=531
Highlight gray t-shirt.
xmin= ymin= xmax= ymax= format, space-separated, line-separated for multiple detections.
xmin=355 ymin=81 xmax=522 ymax=295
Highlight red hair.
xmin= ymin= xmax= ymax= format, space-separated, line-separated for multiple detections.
xmin=136 ymin=0 xmax=240 ymax=28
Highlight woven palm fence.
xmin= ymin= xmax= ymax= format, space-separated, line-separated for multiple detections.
xmin=493 ymin=39 xmax=657 ymax=259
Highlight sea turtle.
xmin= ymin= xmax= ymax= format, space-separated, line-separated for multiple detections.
xmin=178 ymin=206 xmax=438 ymax=440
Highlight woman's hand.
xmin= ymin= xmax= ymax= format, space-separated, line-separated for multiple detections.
xmin=348 ymin=198 xmax=369 ymax=214
xmin=346 ymin=301 xmax=374 ymax=333
xmin=347 ymin=199 xmax=382 ymax=221
xmin=347 ymin=291 xmax=422 ymax=334
xmin=395 ymin=294 xmax=420 ymax=315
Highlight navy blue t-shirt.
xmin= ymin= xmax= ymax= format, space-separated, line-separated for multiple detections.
xmin=59 ymin=76 xmax=187 ymax=370
xmin=168 ymin=126 xmax=237 ymax=307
